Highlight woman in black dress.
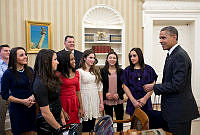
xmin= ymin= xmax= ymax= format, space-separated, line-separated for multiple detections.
xmin=1 ymin=47 xmax=36 ymax=135
xmin=33 ymin=49 xmax=66 ymax=135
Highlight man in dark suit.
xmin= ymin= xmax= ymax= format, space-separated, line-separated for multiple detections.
xmin=143 ymin=26 xmax=199 ymax=135
xmin=57 ymin=35 xmax=83 ymax=69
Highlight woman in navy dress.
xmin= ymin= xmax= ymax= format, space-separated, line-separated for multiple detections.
xmin=121 ymin=48 xmax=157 ymax=116
xmin=1 ymin=47 xmax=36 ymax=135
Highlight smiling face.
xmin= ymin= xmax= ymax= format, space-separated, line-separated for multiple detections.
xmin=69 ymin=53 xmax=75 ymax=69
xmin=16 ymin=49 xmax=28 ymax=66
xmin=129 ymin=50 xmax=139 ymax=65
xmin=0 ymin=47 xmax=10 ymax=60
xmin=84 ymin=53 xmax=95 ymax=67
xmin=159 ymin=30 xmax=177 ymax=50
xmin=52 ymin=53 xmax=59 ymax=71
xmin=64 ymin=37 xmax=75 ymax=51
xmin=107 ymin=54 xmax=117 ymax=67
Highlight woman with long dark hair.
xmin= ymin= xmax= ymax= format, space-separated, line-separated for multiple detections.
xmin=78 ymin=49 xmax=104 ymax=132
xmin=1 ymin=47 xmax=36 ymax=135
xmin=100 ymin=51 xmax=124 ymax=132
xmin=57 ymin=51 xmax=84 ymax=125
xmin=121 ymin=48 xmax=157 ymax=118
xmin=33 ymin=49 xmax=65 ymax=135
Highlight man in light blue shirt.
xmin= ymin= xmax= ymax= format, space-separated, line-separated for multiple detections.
xmin=0 ymin=44 xmax=10 ymax=135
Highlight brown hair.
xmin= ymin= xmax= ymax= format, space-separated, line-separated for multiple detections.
xmin=79 ymin=49 xmax=101 ymax=84
xmin=34 ymin=49 xmax=61 ymax=91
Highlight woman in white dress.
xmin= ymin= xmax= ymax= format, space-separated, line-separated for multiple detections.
xmin=78 ymin=49 xmax=104 ymax=132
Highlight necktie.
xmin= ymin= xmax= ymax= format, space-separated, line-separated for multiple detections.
xmin=163 ymin=53 xmax=169 ymax=81
xmin=166 ymin=53 xmax=169 ymax=61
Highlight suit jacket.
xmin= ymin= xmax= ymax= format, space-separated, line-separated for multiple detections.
xmin=57 ymin=49 xmax=83 ymax=69
xmin=100 ymin=68 xmax=124 ymax=101
xmin=153 ymin=45 xmax=199 ymax=123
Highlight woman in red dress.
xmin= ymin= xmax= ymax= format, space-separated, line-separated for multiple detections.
xmin=57 ymin=51 xmax=84 ymax=124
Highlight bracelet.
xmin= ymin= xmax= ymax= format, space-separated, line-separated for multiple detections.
xmin=131 ymin=100 xmax=135 ymax=104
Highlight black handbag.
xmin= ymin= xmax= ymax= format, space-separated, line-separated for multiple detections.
xmin=37 ymin=117 xmax=79 ymax=135
xmin=60 ymin=123 xmax=79 ymax=135
xmin=36 ymin=116 xmax=58 ymax=135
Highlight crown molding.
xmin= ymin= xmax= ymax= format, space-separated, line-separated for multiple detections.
xmin=143 ymin=0 xmax=200 ymax=12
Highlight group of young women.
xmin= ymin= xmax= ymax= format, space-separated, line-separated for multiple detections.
xmin=1 ymin=46 xmax=157 ymax=135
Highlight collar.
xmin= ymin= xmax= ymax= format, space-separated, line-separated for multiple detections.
xmin=0 ymin=58 xmax=7 ymax=65
xmin=64 ymin=48 xmax=74 ymax=54
xmin=168 ymin=44 xmax=179 ymax=56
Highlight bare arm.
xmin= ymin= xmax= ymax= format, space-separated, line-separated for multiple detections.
xmin=76 ymin=91 xmax=84 ymax=117
xmin=60 ymin=109 xmax=66 ymax=126
xmin=144 ymin=90 xmax=153 ymax=101
xmin=143 ymin=81 xmax=155 ymax=100
xmin=138 ymin=81 xmax=155 ymax=105
xmin=98 ymin=91 xmax=104 ymax=112
xmin=40 ymin=105 xmax=62 ymax=130
xmin=8 ymin=95 xmax=35 ymax=108
xmin=122 ymin=84 xmax=142 ymax=108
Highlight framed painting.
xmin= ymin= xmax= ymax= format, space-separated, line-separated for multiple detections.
xmin=26 ymin=20 xmax=52 ymax=53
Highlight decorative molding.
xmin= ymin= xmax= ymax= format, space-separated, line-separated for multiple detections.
xmin=143 ymin=0 xmax=200 ymax=12
xmin=83 ymin=4 xmax=124 ymax=28
xmin=82 ymin=4 xmax=126 ymax=68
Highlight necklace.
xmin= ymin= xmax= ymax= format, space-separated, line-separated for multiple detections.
xmin=137 ymin=73 xmax=141 ymax=80
xmin=69 ymin=72 xmax=75 ymax=78
xmin=135 ymin=71 xmax=142 ymax=81
xmin=17 ymin=69 xmax=24 ymax=72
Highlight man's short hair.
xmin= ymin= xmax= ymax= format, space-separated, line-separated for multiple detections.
xmin=161 ymin=26 xmax=178 ymax=41
xmin=0 ymin=44 xmax=10 ymax=52
xmin=64 ymin=35 xmax=74 ymax=42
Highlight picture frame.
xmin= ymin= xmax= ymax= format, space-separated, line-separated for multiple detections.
xmin=26 ymin=20 xmax=52 ymax=53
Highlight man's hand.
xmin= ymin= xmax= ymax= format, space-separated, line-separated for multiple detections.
xmin=143 ymin=84 xmax=154 ymax=92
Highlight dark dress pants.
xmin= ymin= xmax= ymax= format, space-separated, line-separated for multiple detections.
xmin=146 ymin=110 xmax=168 ymax=130
xmin=82 ymin=118 xmax=96 ymax=132
xmin=167 ymin=120 xmax=192 ymax=135
xmin=0 ymin=95 xmax=9 ymax=135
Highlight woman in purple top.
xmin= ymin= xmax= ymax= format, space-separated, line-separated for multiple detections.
xmin=121 ymin=48 xmax=157 ymax=116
